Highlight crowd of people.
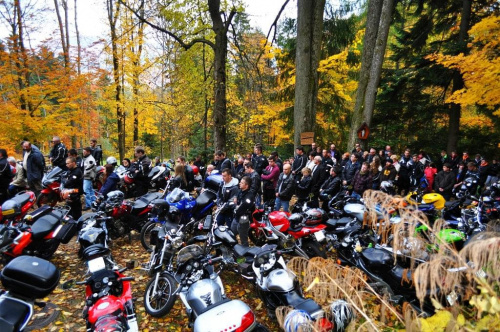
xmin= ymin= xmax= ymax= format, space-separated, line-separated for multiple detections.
xmin=1 ymin=138 xmax=498 ymax=245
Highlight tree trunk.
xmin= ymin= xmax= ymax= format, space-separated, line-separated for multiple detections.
xmin=74 ymin=0 xmax=81 ymax=75
xmin=107 ymin=0 xmax=125 ymax=161
xmin=447 ymin=0 xmax=471 ymax=153
xmin=348 ymin=0 xmax=383 ymax=150
xmin=293 ymin=0 xmax=326 ymax=149
xmin=132 ymin=0 xmax=144 ymax=145
xmin=208 ymin=0 xmax=228 ymax=152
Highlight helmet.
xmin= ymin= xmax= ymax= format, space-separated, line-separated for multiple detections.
xmin=304 ymin=208 xmax=323 ymax=225
xmin=288 ymin=213 xmax=303 ymax=226
xmin=106 ymin=156 xmax=117 ymax=166
xmin=330 ymin=300 xmax=354 ymax=332
xmin=191 ymin=165 xmax=199 ymax=175
xmin=284 ymin=310 xmax=312 ymax=332
xmin=106 ymin=190 xmax=124 ymax=207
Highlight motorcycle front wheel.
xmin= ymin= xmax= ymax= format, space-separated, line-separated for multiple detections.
xmin=301 ymin=239 xmax=327 ymax=259
xmin=36 ymin=192 xmax=58 ymax=207
xmin=144 ymin=273 xmax=177 ymax=317
xmin=140 ymin=221 xmax=159 ymax=251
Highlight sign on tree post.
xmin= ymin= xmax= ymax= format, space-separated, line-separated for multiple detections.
xmin=301 ymin=132 xmax=315 ymax=146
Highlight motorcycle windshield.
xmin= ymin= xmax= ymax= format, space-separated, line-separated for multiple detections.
xmin=44 ymin=166 xmax=64 ymax=181
xmin=166 ymin=188 xmax=189 ymax=204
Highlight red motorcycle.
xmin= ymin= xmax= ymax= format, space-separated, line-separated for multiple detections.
xmin=77 ymin=244 xmax=138 ymax=331
xmin=37 ymin=166 xmax=65 ymax=207
xmin=0 ymin=191 xmax=37 ymax=223
xmin=88 ymin=190 xmax=162 ymax=240
xmin=250 ymin=205 xmax=328 ymax=258
xmin=0 ymin=206 xmax=78 ymax=262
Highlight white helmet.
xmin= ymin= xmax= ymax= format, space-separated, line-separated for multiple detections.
xmin=106 ymin=156 xmax=117 ymax=166
xmin=330 ymin=300 xmax=354 ymax=332
xmin=284 ymin=310 xmax=312 ymax=332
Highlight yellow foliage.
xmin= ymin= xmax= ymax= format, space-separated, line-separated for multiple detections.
xmin=427 ymin=16 xmax=500 ymax=113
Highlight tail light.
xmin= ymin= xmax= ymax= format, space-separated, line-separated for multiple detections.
xmin=235 ymin=310 xmax=255 ymax=332
xmin=317 ymin=317 xmax=334 ymax=331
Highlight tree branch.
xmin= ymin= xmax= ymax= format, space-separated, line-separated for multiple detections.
xmin=118 ymin=0 xmax=215 ymax=50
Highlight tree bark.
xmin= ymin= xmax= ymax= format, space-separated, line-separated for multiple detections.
xmin=132 ymin=0 xmax=144 ymax=145
xmin=208 ymin=0 xmax=228 ymax=151
xmin=447 ymin=0 xmax=471 ymax=153
xmin=107 ymin=0 xmax=125 ymax=161
xmin=293 ymin=0 xmax=326 ymax=149
xmin=348 ymin=0 xmax=384 ymax=150
xmin=74 ymin=0 xmax=81 ymax=75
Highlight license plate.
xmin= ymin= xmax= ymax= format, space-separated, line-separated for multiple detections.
xmin=314 ymin=230 xmax=326 ymax=242
xmin=88 ymin=257 xmax=105 ymax=273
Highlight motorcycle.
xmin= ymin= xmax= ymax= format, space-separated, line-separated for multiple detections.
xmin=0 ymin=255 xmax=60 ymax=331
xmin=235 ymin=244 xmax=354 ymax=331
xmin=0 ymin=191 xmax=37 ymax=223
xmin=143 ymin=244 xmax=268 ymax=331
xmin=77 ymin=244 xmax=138 ymax=331
xmin=148 ymin=164 xmax=171 ymax=190
xmin=36 ymin=166 xmax=65 ymax=207
xmin=0 ymin=206 xmax=78 ymax=262
xmin=140 ymin=178 xmax=219 ymax=251
xmin=250 ymin=204 xmax=328 ymax=258
xmin=92 ymin=190 xmax=162 ymax=240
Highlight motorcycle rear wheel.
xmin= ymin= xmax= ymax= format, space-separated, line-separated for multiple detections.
xmin=37 ymin=239 xmax=60 ymax=260
xmin=36 ymin=192 xmax=57 ymax=207
xmin=302 ymin=239 xmax=327 ymax=259
xmin=144 ymin=273 xmax=177 ymax=317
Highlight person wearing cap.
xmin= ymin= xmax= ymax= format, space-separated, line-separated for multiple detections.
xmin=380 ymin=158 xmax=397 ymax=183
xmin=435 ymin=163 xmax=455 ymax=200
xmin=82 ymin=147 xmax=97 ymax=211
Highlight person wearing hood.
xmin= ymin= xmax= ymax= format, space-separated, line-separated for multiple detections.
xmin=424 ymin=162 xmax=437 ymax=193
xmin=216 ymin=168 xmax=239 ymax=229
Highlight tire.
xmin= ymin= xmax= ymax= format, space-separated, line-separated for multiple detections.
xmin=301 ymin=239 xmax=327 ymax=259
xmin=93 ymin=314 xmax=127 ymax=332
xmin=37 ymin=192 xmax=57 ymax=207
xmin=249 ymin=228 xmax=267 ymax=246
xmin=140 ymin=221 xmax=159 ymax=251
xmin=144 ymin=273 xmax=177 ymax=317
xmin=38 ymin=239 xmax=60 ymax=260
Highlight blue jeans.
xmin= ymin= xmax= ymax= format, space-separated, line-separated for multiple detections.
xmin=83 ymin=179 xmax=96 ymax=208
xmin=274 ymin=197 xmax=290 ymax=212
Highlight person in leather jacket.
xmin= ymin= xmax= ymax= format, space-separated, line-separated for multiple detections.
xmin=252 ymin=145 xmax=268 ymax=175
xmin=275 ymin=163 xmax=295 ymax=212
xmin=319 ymin=166 xmax=342 ymax=210
xmin=49 ymin=136 xmax=68 ymax=170
xmin=216 ymin=168 xmax=239 ymax=228
xmin=133 ymin=146 xmax=151 ymax=196
xmin=231 ymin=176 xmax=254 ymax=247
xmin=62 ymin=157 xmax=83 ymax=220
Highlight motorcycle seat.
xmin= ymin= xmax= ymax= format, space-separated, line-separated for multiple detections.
xmin=294 ymin=298 xmax=322 ymax=315
xmin=445 ymin=201 xmax=459 ymax=209
xmin=389 ymin=265 xmax=413 ymax=286
xmin=234 ymin=244 xmax=261 ymax=258
xmin=0 ymin=296 xmax=31 ymax=332
xmin=31 ymin=211 xmax=63 ymax=239
xmin=361 ymin=248 xmax=393 ymax=269
xmin=131 ymin=192 xmax=162 ymax=211
xmin=326 ymin=217 xmax=352 ymax=228
xmin=8 ymin=193 xmax=32 ymax=208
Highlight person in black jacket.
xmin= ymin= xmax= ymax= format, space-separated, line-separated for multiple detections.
xmin=295 ymin=167 xmax=312 ymax=205
xmin=215 ymin=151 xmax=233 ymax=174
xmin=0 ymin=149 xmax=13 ymax=204
xmin=244 ymin=162 xmax=262 ymax=208
xmin=275 ymin=163 xmax=294 ymax=212
xmin=292 ymin=146 xmax=307 ymax=182
xmin=230 ymin=176 xmax=254 ymax=247
xmin=49 ymin=136 xmax=68 ymax=170
xmin=216 ymin=168 xmax=239 ymax=228
xmin=252 ymin=145 xmax=268 ymax=175
xmin=310 ymin=156 xmax=327 ymax=207
xmin=90 ymin=138 xmax=103 ymax=166
xmin=176 ymin=155 xmax=195 ymax=192
xmin=319 ymin=166 xmax=342 ymax=210
xmin=62 ymin=157 xmax=83 ymax=220
xmin=435 ymin=163 xmax=455 ymax=200
xmin=342 ymin=154 xmax=360 ymax=186
xmin=133 ymin=146 xmax=151 ymax=196
xmin=22 ymin=141 xmax=45 ymax=198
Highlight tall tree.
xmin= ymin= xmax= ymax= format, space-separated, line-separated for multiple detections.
xmin=348 ymin=0 xmax=394 ymax=150
xmin=293 ymin=0 xmax=326 ymax=149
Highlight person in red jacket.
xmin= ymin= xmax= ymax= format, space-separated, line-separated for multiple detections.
xmin=424 ymin=162 xmax=438 ymax=193
xmin=261 ymin=156 xmax=280 ymax=206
